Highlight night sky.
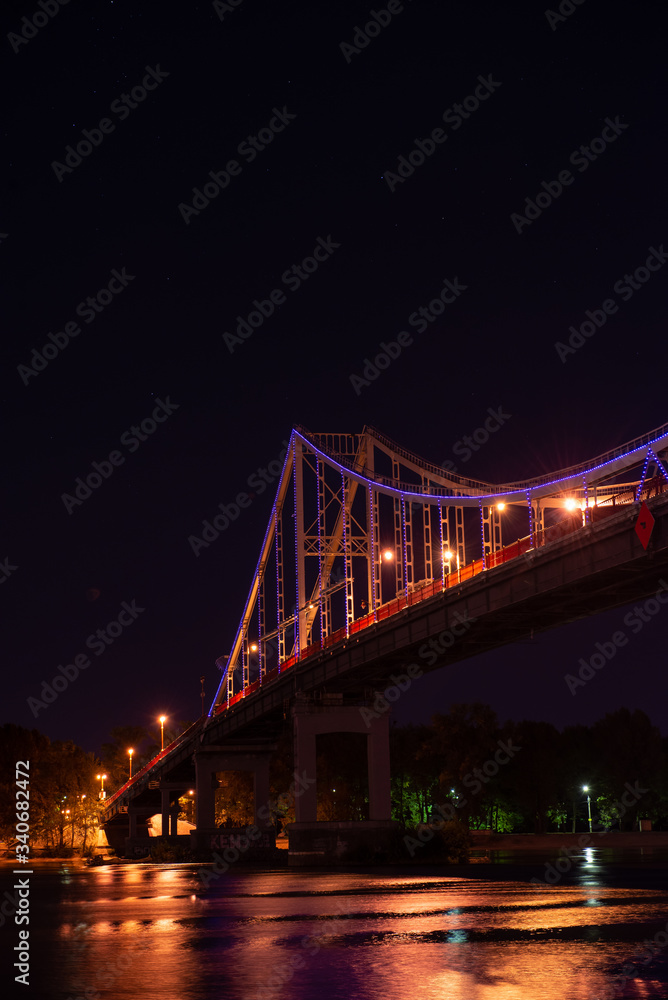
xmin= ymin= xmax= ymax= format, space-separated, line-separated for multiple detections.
xmin=3 ymin=0 xmax=667 ymax=755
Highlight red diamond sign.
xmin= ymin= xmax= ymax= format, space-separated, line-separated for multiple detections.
xmin=635 ymin=501 xmax=655 ymax=550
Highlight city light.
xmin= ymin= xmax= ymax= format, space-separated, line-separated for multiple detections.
xmin=159 ymin=715 xmax=167 ymax=751
xmin=383 ymin=549 xmax=394 ymax=561
xmin=96 ymin=773 xmax=107 ymax=800
xmin=128 ymin=748 xmax=134 ymax=779
xmin=497 ymin=502 xmax=506 ymax=511
xmin=565 ymin=498 xmax=578 ymax=511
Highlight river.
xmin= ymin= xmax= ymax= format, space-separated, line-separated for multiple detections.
xmin=3 ymin=850 xmax=668 ymax=999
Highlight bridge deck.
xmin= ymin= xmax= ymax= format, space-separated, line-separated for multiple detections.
xmin=103 ymin=483 xmax=668 ymax=823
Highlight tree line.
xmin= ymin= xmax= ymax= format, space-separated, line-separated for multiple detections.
xmin=390 ymin=704 xmax=666 ymax=833
xmin=1 ymin=703 xmax=665 ymax=854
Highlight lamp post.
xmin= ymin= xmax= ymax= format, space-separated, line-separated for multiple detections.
xmin=96 ymin=774 xmax=107 ymax=800
xmin=128 ymin=748 xmax=134 ymax=779
xmin=583 ymin=785 xmax=592 ymax=833
xmin=159 ymin=715 xmax=166 ymax=751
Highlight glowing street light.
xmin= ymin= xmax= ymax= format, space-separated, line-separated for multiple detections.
xmin=382 ymin=549 xmax=394 ymax=561
xmin=583 ymin=785 xmax=592 ymax=833
xmin=443 ymin=549 xmax=460 ymax=573
xmin=250 ymin=643 xmax=258 ymax=652
xmin=496 ymin=502 xmax=506 ymax=511
xmin=565 ymin=498 xmax=579 ymax=511
xmin=128 ymin=748 xmax=134 ymax=779
xmin=159 ymin=715 xmax=167 ymax=751
xmin=96 ymin=774 xmax=107 ymax=800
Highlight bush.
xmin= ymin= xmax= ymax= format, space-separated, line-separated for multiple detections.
xmin=403 ymin=820 xmax=470 ymax=863
xmin=149 ymin=841 xmax=194 ymax=863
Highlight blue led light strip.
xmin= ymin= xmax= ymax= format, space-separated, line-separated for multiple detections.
xmin=479 ymin=500 xmax=486 ymax=570
xmin=293 ymin=428 xmax=668 ymax=507
xmin=208 ymin=432 xmax=295 ymax=715
xmin=439 ymin=502 xmax=445 ymax=587
xmin=293 ymin=436 xmax=300 ymax=660
xmin=342 ymin=471 xmax=350 ymax=638
xmin=369 ymin=482 xmax=377 ymax=622
xmin=258 ymin=578 xmax=264 ymax=684
xmin=401 ymin=496 xmax=408 ymax=605
xmin=317 ymin=455 xmax=324 ymax=645
xmin=527 ymin=491 xmax=534 ymax=548
xmin=275 ymin=505 xmax=281 ymax=675
xmin=635 ymin=450 xmax=652 ymax=502
xmin=649 ymin=448 xmax=668 ymax=484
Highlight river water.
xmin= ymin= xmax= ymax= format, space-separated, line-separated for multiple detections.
xmin=3 ymin=851 xmax=668 ymax=999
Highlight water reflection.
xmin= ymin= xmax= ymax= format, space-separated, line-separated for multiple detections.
xmin=7 ymin=858 xmax=668 ymax=999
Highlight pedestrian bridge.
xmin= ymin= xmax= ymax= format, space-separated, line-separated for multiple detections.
xmin=101 ymin=422 xmax=668 ymax=858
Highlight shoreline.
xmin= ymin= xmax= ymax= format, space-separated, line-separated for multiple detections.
xmin=470 ymin=830 xmax=668 ymax=851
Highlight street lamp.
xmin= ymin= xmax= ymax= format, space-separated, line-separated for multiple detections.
xmin=128 ymin=748 xmax=134 ymax=779
xmin=583 ymin=785 xmax=592 ymax=833
xmin=443 ymin=549 xmax=460 ymax=573
xmin=382 ymin=549 xmax=394 ymax=561
xmin=159 ymin=715 xmax=167 ymax=751
xmin=96 ymin=774 xmax=107 ymax=800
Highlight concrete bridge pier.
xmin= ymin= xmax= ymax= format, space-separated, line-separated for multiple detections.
xmin=122 ymin=781 xmax=189 ymax=857
xmin=160 ymin=784 xmax=183 ymax=837
xmin=122 ymin=804 xmax=157 ymax=858
xmin=189 ymin=745 xmax=277 ymax=858
xmin=288 ymin=701 xmax=399 ymax=865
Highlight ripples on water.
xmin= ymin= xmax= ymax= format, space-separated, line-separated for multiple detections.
xmin=7 ymin=849 xmax=668 ymax=999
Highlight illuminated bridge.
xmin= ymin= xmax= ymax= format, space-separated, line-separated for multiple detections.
xmin=102 ymin=422 xmax=668 ymax=861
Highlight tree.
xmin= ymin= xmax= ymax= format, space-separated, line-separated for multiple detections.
xmin=428 ymin=703 xmax=501 ymax=829
xmin=500 ymin=720 xmax=561 ymax=834
xmin=0 ymin=725 xmax=51 ymax=845
xmin=558 ymin=724 xmax=598 ymax=832
xmin=316 ymin=733 xmax=369 ymax=821
xmin=215 ymin=770 xmax=255 ymax=826
xmin=390 ymin=723 xmax=439 ymax=826
xmin=591 ymin=709 xmax=664 ymax=830
xmin=100 ymin=725 xmax=153 ymax=791
xmin=0 ymin=726 xmax=102 ymax=853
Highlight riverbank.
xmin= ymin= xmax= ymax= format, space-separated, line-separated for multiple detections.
xmin=470 ymin=830 xmax=668 ymax=851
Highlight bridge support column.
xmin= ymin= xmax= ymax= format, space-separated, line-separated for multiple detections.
xmin=292 ymin=702 xmax=391 ymax=823
xmin=195 ymin=760 xmax=218 ymax=829
xmin=161 ymin=789 xmax=171 ymax=838
xmin=288 ymin=702 xmax=398 ymax=865
xmin=190 ymin=745 xmax=277 ymax=858
xmin=122 ymin=806 xmax=154 ymax=859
